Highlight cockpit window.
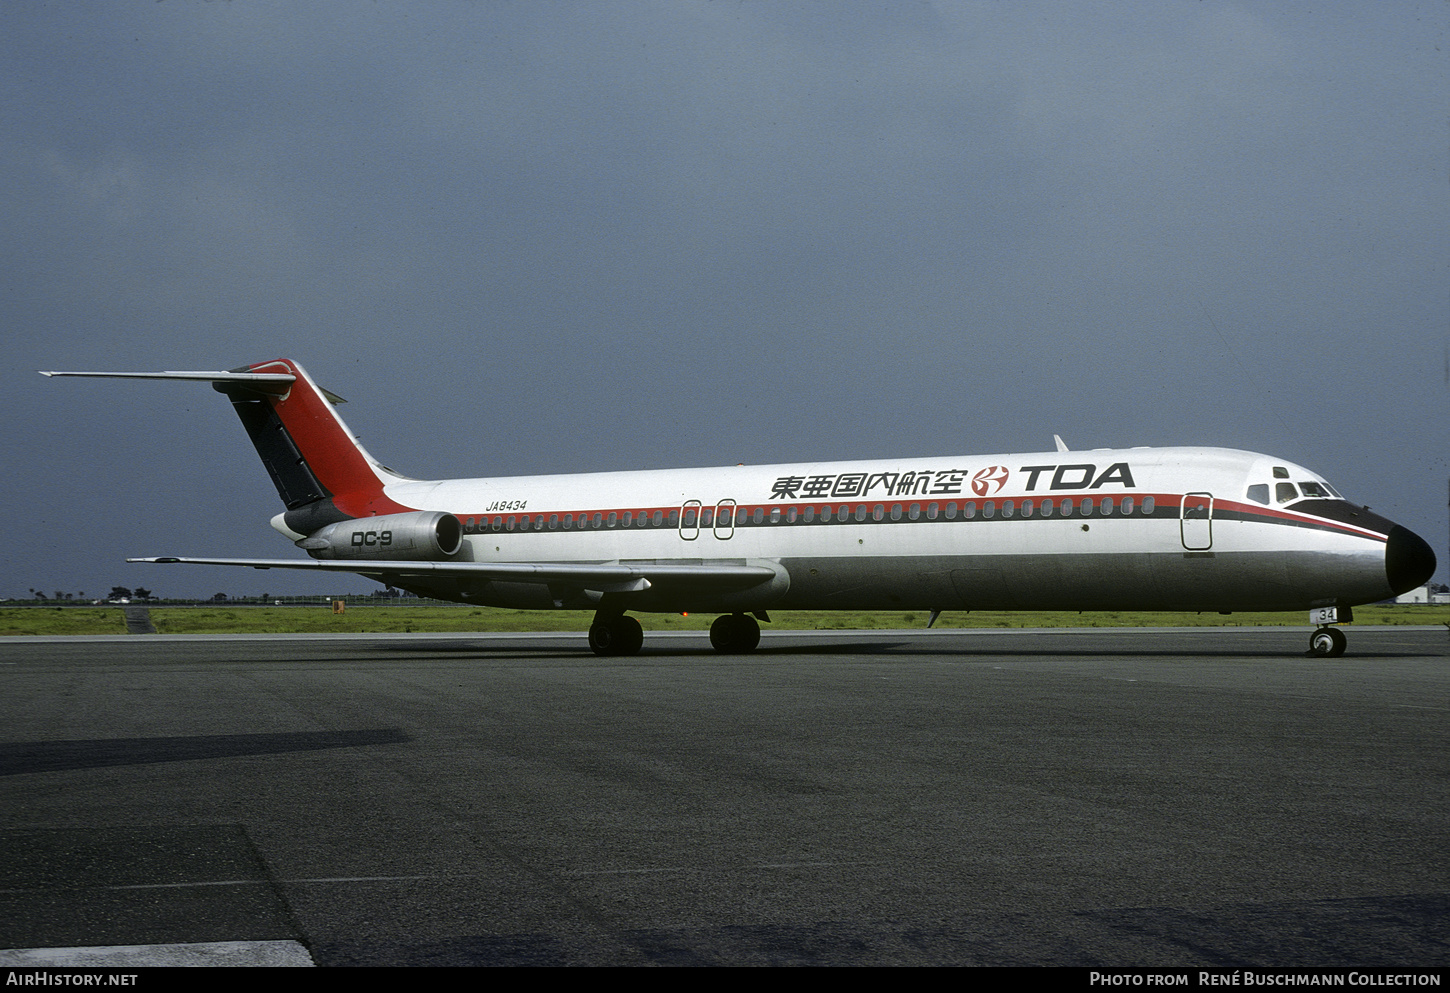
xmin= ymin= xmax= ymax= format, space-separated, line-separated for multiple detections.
xmin=1298 ymin=481 xmax=1332 ymax=499
xmin=1272 ymin=466 xmax=1290 ymax=479
xmin=1275 ymin=482 xmax=1299 ymax=504
xmin=1247 ymin=484 xmax=1270 ymax=505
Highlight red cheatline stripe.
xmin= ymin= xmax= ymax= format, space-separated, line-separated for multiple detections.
xmin=432 ymin=494 xmax=1387 ymax=542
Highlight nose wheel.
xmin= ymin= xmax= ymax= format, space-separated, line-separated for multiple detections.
xmin=1308 ymin=626 xmax=1347 ymax=658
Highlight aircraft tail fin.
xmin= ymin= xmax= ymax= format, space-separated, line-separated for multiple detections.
xmin=41 ymin=360 xmax=409 ymax=534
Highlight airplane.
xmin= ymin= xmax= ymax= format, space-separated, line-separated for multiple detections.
xmin=43 ymin=358 xmax=1436 ymax=658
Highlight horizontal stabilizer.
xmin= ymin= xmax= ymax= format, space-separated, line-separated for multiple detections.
xmin=40 ymin=370 xmax=296 ymax=393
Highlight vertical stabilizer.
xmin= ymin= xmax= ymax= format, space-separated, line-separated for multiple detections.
xmin=216 ymin=359 xmax=410 ymax=533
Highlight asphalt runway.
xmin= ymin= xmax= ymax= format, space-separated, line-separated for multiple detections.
xmin=0 ymin=626 xmax=1446 ymax=967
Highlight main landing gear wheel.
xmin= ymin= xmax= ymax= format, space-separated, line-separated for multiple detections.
xmin=588 ymin=614 xmax=644 ymax=657
xmin=1308 ymin=627 xmax=1347 ymax=658
xmin=709 ymin=613 xmax=761 ymax=654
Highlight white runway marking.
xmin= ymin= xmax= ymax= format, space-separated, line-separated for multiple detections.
xmin=0 ymin=940 xmax=314 ymax=967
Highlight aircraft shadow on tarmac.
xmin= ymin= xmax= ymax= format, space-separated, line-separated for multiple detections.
xmin=346 ymin=638 xmax=1431 ymax=661
xmin=0 ymin=728 xmax=411 ymax=776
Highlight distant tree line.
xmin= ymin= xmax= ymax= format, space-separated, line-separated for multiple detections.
xmin=12 ymin=585 xmax=423 ymax=603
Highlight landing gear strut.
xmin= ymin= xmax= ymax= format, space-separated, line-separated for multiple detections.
xmin=1308 ymin=626 xmax=1347 ymax=658
xmin=709 ymin=613 xmax=761 ymax=654
xmin=588 ymin=612 xmax=644 ymax=656
xmin=1306 ymin=605 xmax=1351 ymax=658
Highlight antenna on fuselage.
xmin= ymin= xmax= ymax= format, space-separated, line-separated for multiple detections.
xmin=1054 ymin=435 xmax=1069 ymax=452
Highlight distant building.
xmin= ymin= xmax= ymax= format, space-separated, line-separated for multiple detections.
xmin=1395 ymin=586 xmax=1430 ymax=604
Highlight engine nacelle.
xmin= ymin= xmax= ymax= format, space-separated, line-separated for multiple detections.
xmin=297 ymin=511 xmax=463 ymax=561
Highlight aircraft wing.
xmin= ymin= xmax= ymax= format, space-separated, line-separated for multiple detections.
xmin=126 ymin=556 xmax=780 ymax=594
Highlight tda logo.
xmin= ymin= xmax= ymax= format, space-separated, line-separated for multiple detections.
xmin=1018 ymin=463 xmax=1136 ymax=491
xmin=971 ymin=465 xmax=1009 ymax=496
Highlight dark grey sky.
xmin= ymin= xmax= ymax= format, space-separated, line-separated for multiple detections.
xmin=5 ymin=1 xmax=1446 ymax=598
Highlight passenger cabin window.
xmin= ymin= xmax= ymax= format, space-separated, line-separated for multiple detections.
xmin=1276 ymin=482 xmax=1299 ymax=504
xmin=1247 ymin=484 xmax=1270 ymax=505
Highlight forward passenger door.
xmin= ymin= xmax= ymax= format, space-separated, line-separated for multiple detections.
xmin=1180 ymin=493 xmax=1213 ymax=550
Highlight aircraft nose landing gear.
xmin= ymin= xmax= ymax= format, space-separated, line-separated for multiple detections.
xmin=1306 ymin=605 xmax=1350 ymax=658
xmin=1308 ymin=626 xmax=1347 ymax=657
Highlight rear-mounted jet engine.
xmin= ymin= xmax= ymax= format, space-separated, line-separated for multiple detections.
xmin=296 ymin=511 xmax=462 ymax=561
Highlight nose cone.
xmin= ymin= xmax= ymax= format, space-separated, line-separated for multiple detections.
xmin=1386 ymin=525 xmax=1437 ymax=596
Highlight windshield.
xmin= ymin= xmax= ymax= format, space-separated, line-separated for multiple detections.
xmin=1246 ymin=469 xmax=1343 ymax=506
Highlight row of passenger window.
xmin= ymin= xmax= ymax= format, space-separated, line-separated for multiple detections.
xmin=461 ymin=495 xmax=1159 ymax=534
xmin=465 ymin=509 xmax=680 ymax=533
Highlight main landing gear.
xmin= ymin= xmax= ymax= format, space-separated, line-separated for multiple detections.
xmin=586 ymin=610 xmax=764 ymax=656
xmin=709 ymin=613 xmax=761 ymax=654
xmin=588 ymin=613 xmax=644 ymax=657
xmin=1308 ymin=626 xmax=1347 ymax=658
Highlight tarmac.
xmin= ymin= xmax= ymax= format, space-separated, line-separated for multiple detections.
xmin=0 ymin=626 xmax=1446 ymax=966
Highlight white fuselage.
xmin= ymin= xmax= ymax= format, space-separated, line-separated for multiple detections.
xmin=358 ymin=446 xmax=1399 ymax=614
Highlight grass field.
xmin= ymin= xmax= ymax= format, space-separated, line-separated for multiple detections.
xmin=2 ymin=604 xmax=1447 ymax=637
